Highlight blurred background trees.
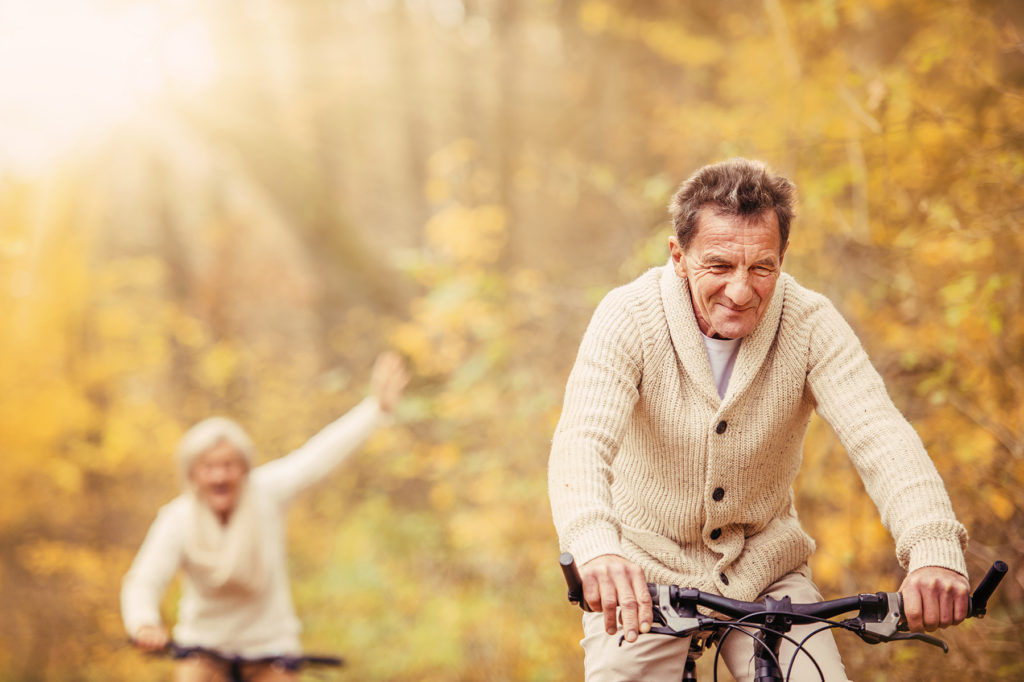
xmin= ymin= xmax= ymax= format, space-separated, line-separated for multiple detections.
xmin=0 ymin=0 xmax=1021 ymax=679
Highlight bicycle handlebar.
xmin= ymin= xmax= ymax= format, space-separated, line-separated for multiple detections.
xmin=559 ymin=553 xmax=1007 ymax=651
xmin=152 ymin=642 xmax=344 ymax=670
xmin=968 ymin=559 xmax=1008 ymax=617
xmin=559 ymin=552 xmax=585 ymax=606
xmin=561 ymin=552 xmax=884 ymax=621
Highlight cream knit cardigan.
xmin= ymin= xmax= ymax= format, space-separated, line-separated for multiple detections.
xmin=549 ymin=263 xmax=968 ymax=601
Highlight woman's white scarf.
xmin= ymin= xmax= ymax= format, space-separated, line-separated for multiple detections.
xmin=182 ymin=480 xmax=268 ymax=596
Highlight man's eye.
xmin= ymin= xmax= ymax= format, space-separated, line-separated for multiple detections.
xmin=709 ymin=264 xmax=730 ymax=272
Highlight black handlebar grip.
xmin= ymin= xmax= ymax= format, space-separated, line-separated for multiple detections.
xmin=560 ymin=552 xmax=588 ymax=609
xmin=970 ymin=560 xmax=1008 ymax=617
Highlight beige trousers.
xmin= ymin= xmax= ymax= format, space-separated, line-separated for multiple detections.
xmin=581 ymin=569 xmax=851 ymax=681
xmin=174 ymin=655 xmax=298 ymax=682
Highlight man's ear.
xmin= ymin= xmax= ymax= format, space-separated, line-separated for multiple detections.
xmin=780 ymin=241 xmax=789 ymax=266
xmin=668 ymin=236 xmax=687 ymax=279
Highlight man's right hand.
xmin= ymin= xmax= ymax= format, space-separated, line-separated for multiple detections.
xmin=132 ymin=624 xmax=169 ymax=652
xmin=580 ymin=554 xmax=653 ymax=643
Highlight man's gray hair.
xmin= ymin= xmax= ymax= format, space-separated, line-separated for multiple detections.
xmin=669 ymin=158 xmax=796 ymax=251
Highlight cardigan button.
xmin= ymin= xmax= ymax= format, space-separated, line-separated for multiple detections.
xmin=715 ymin=421 xmax=727 ymax=434
xmin=710 ymin=528 xmax=722 ymax=540
xmin=712 ymin=487 xmax=725 ymax=501
xmin=720 ymin=573 xmax=730 ymax=586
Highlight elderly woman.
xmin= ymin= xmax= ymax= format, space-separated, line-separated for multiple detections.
xmin=121 ymin=352 xmax=409 ymax=681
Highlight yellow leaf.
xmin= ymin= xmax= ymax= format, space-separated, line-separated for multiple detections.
xmin=429 ymin=482 xmax=456 ymax=511
xmin=990 ymin=490 xmax=1015 ymax=521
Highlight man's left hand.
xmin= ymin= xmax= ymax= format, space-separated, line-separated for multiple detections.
xmin=899 ymin=566 xmax=970 ymax=632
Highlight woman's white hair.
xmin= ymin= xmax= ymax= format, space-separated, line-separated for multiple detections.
xmin=175 ymin=416 xmax=255 ymax=487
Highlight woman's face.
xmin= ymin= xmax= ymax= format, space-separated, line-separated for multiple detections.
xmin=190 ymin=439 xmax=248 ymax=522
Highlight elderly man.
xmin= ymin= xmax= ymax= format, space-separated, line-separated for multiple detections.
xmin=548 ymin=158 xmax=969 ymax=681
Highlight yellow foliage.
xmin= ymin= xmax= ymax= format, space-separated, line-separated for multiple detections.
xmin=989 ymin=490 xmax=1016 ymax=522
xmin=16 ymin=539 xmax=107 ymax=588
xmin=425 ymin=204 xmax=508 ymax=266
xmin=173 ymin=311 xmax=208 ymax=348
xmin=642 ymin=25 xmax=724 ymax=67
xmin=811 ymin=548 xmax=843 ymax=585
xmin=424 ymin=176 xmax=450 ymax=204
xmin=47 ymin=457 xmax=84 ymax=494
xmin=391 ymin=321 xmax=434 ymax=370
xmin=198 ymin=342 xmax=240 ymax=389
xmin=429 ymin=481 xmax=456 ymax=511
xmin=428 ymin=138 xmax=478 ymax=177
xmin=578 ymin=0 xmax=611 ymax=34
xmin=430 ymin=442 xmax=461 ymax=473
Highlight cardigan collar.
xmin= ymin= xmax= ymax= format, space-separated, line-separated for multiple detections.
xmin=659 ymin=262 xmax=788 ymax=407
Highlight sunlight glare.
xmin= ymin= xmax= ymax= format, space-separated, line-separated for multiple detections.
xmin=0 ymin=0 xmax=217 ymax=173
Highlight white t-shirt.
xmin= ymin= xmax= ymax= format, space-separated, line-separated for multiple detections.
xmin=701 ymin=334 xmax=741 ymax=398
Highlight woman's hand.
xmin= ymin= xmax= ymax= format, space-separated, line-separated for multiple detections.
xmin=132 ymin=624 xmax=170 ymax=652
xmin=371 ymin=352 xmax=410 ymax=414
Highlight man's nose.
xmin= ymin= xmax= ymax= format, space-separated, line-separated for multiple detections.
xmin=723 ymin=272 xmax=754 ymax=306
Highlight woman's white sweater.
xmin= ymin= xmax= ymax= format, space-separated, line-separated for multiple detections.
xmin=549 ymin=263 xmax=967 ymax=601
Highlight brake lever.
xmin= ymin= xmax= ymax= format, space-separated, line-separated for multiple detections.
xmin=653 ymin=585 xmax=703 ymax=633
xmin=840 ymin=592 xmax=902 ymax=640
xmin=842 ymin=617 xmax=949 ymax=653
xmin=877 ymin=631 xmax=949 ymax=653
xmin=645 ymin=625 xmax=702 ymax=639
xmin=622 ymin=601 xmax=699 ymax=644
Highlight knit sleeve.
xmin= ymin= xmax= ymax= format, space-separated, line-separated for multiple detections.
xmin=121 ymin=500 xmax=185 ymax=637
xmin=804 ymin=298 xmax=968 ymax=577
xmin=548 ymin=290 xmax=644 ymax=566
xmin=255 ymin=397 xmax=384 ymax=506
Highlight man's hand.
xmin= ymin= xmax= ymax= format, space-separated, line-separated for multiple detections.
xmin=580 ymin=554 xmax=653 ymax=643
xmin=132 ymin=624 xmax=169 ymax=652
xmin=899 ymin=566 xmax=970 ymax=632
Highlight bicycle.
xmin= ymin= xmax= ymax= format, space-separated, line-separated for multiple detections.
xmin=559 ymin=553 xmax=1008 ymax=681
xmin=148 ymin=642 xmax=344 ymax=681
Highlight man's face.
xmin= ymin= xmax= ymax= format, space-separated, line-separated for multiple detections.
xmin=190 ymin=439 xmax=248 ymax=521
xmin=669 ymin=208 xmax=787 ymax=340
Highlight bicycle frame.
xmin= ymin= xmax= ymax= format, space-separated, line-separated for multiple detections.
xmin=559 ymin=553 xmax=1007 ymax=682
